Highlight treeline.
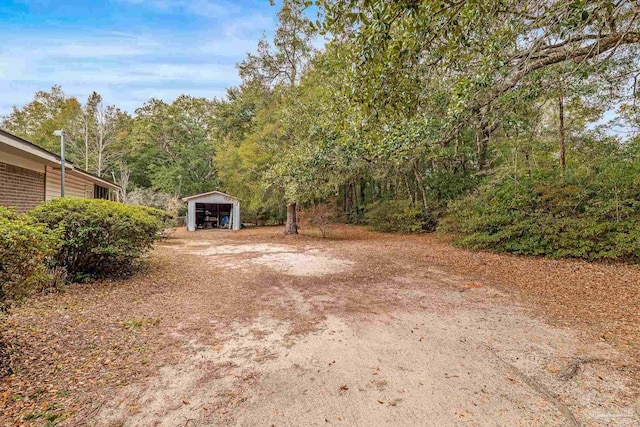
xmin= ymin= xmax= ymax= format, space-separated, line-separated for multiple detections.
xmin=1 ymin=88 xmax=218 ymax=209
xmin=3 ymin=0 xmax=640 ymax=260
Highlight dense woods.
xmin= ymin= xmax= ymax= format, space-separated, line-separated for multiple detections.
xmin=3 ymin=0 xmax=640 ymax=260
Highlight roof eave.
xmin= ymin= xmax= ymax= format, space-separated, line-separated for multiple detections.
xmin=182 ymin=190 xmax=239 ymax=202
xmin=69 ymin=168 xmax=121 ymax=190
xmin=0 ymin=129 xmax=120 ymax=190
xmin=0 ymin=130 xmax=62 ymax=166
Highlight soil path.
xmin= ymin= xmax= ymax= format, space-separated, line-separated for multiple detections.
xmin=2 ymin=226 xmax=639 ymax=426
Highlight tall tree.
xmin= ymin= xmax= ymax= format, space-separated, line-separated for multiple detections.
xmin=313 ymin=0 xmax=640 ymax=161
xmin=238 ymin=0 xmax=316 ymax=234
xmin=131 ymin=95 xmax=218 ymax=197
xmin=1 ymin=87 xmax=131 ymax=180
xmin=92 ymin=97 xmax=127 ymax=178
xmin=72 ymin=92 xmax=101 ymax=171
xmin=1 ymin=86 xmax=81 ymax=156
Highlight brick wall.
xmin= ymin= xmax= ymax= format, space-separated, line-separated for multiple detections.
xmin=0 ymin=161 xmax=45 ymax=212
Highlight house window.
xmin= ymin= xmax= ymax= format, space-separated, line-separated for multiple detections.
xmin=94 ymin=185 xmax=109 ymax=200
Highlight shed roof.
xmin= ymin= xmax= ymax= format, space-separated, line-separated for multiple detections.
xmin=182 ymin=190 xmax=239 ymax=202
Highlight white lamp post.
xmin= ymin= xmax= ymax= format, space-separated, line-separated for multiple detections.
xmin=53 ymin=129 xmax=65 ymax=197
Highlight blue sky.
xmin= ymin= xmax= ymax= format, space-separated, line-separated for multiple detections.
xmin=0 ymin=0 xmax=281 ymax=115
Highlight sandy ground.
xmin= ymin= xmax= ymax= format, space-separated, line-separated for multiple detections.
xmin=93 ymin=227 xmax=638 ymax=427
xmin=2 ymin=225 xmax=639 ymax=426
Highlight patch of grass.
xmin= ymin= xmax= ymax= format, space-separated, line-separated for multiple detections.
xmin=56 ymin=389 xmax=70 ymax=398
xmin=28 ymin=387 xmax=45 ymax=399
xmin=23 ymin=410 xmax=58 ymax=422
xmin=23 ymin=403 xmax=67 ymax=426
xmin=122 ymin=317 xmax=161 ymax=330
xmin=46 ymin=402 xmax=62 ymax=410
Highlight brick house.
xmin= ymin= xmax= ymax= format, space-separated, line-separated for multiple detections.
xmin=0 ymin=129 xmax=120 ymax=212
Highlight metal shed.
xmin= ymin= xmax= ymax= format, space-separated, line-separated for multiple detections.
xmin=182 ymin=190 xmax=240 ymax=231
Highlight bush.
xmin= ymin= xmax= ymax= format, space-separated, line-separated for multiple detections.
xmin=29 ymin=199 xmax=164 ymax=281
xmin=365 ymin=199 xmax=425 ymax=233
xmin=441 ymin=163 xmax=640 ymax=261
xmin=300 ymin=201 xmax=337 ymax=238
xmin=139 ymin=205 xmax=175 ymax=226
xmin=138 ymin=205 xmax=177 ymax=238
xmin=126 ymin=187 xmax=181 ymax=216
xmin=0 ymin=207 xmax=59 ymax=310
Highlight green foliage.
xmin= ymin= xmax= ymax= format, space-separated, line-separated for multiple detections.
xmin=442 ymin=153 xmax=640 ymax=261
xmin=1 ymin=86 xmax=131 ymax=181
xmin=29 ymin=199 xmax=164 ymax=282
xmin=0 ymin=207 xmax=59 ymax=310
xmin=135 ymin=205 xmax=172 ymax=223
xmin=365 ymin=199 xmax=425 ymax=233
xmin=131 ymin=95 xmax=219 ymax=197
xmin=1 ymin=85 xmax=81 ymax=156
xmin=137 ymin=205 xmax=177 ymax=230
xmin=126 ymin=188 xmax=181 ymax=216
xmin=4 ymin=0 xmax=640 ymax=265
xmin=0 ymin=206 xmax=19 ymax=221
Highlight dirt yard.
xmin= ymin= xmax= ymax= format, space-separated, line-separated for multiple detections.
xmin=2 ymin=225 xmax=639 ymax=426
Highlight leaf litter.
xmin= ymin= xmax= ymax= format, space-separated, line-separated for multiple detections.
xmin=0 ymin=225 xmax=638 ymax=425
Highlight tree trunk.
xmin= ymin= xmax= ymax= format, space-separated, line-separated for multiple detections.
xmin=113 ymin=161 xmax=130 ymax=203
xmin=404 ymin=175 xmax=413 ymax=203
xmin=84 ymin=129 xmax=89 ymax=171
xmin=477 ymin=129 xmax=490 ymax=171
xmin=352 ymin=183 xmax=358 ymax=215
xmin=343 ymin=183 xmax=353 ymax=217
xmin=412 ymin=164 xmax=429 ymax=213
xmin=475 ymin=108 xmax=498 ymax=172
xmin=359 ymin=179 xmax=366 ymax=220
xmin=558 ymin=93 xmax=566 ymax=173
xmin=285 ymin=202 xmax=298 ymax=235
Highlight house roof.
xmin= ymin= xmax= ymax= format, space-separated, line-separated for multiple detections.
xmin=182 ymin=190 xmax=239 ymax=202
xmin=0 ymin=129 xmax=120 ymax=190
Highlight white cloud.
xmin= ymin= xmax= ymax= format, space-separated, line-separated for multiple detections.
xmin=204 ymin=37 xmax=264 ymax=57
xmin=113 ymin=0 xmax=241 ymax=19
xmin=0 ymin=0 xmax=284 ymax=116
xmin=220 ymin=12 xmax=275 ymax=37
xmin=45 ymin=42 xmax=155 ymax=59
xmin=0 ymin=22 xmax=268 ymax=115
xmin=0 ymin=32 xmax=242 ymax=84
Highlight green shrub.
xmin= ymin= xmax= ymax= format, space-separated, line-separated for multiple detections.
xmin=365 ymin=199 xmax=425 ymax=233
xmin=0 ymin=207 xmax=59 ymax=310
xmin=441 ymin=163 xmax=640 ymax=261
xmin=29 ymin=199 xmax=164 ymax=281
xmin=137 ymin=205 xmax=176 ymax=237
xmin=138 ymin=205 xmax=175 ymax=227
xmin=0 ymin=206 xmax=19 ymax=221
